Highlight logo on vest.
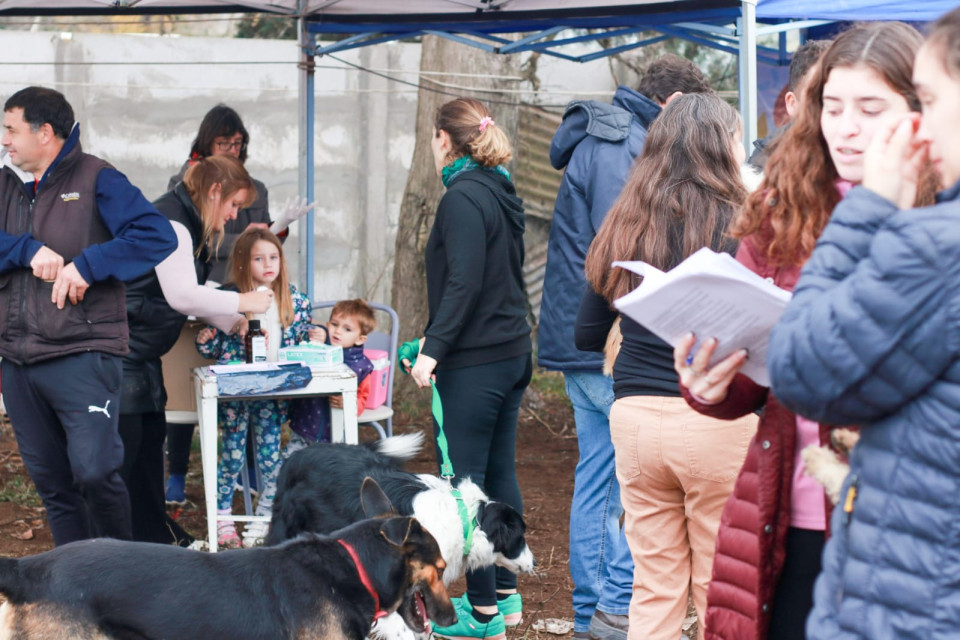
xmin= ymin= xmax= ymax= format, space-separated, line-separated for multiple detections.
xmin=60 ymin=192 xmax=80 ymax=202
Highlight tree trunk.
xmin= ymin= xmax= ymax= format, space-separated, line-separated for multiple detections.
xmin=390 ymin=36 xmax=520 ymax=407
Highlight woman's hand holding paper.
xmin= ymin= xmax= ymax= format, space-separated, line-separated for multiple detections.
xmin=674 ymin=333 xmax=749 ymax=404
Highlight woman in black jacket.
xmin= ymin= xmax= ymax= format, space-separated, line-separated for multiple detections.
xmin=119 ymin=155 xmax=273 ymax=545
xmin=406 ymin=98 xmax=531 ymax=640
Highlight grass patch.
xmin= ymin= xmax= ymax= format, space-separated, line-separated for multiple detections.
xmin=0 ymin=476 xmax=41 ymax=508
xmin=529 ymin=367 xmax=569 ymax=406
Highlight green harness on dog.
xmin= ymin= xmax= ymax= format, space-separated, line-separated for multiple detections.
xmin=398 ymin=338 xmax=477 ymax=556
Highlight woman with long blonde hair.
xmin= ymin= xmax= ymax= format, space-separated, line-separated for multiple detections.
xmin=118 ymin=154 xmax=274 ymax=546
xmin=577 ymin=92 xmax=757 ymax=640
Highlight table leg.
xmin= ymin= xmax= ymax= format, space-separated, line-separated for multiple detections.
xmin=331 ymin=400 xmax=344 ymax=444
xmin=341 ymin=389 xmax=358 ymax=444
xmin=197 ymin=394 xmax=220 ymax=553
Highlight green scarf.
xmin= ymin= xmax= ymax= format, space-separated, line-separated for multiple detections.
xmin=441 ymin=156 xmax=511 ymax=188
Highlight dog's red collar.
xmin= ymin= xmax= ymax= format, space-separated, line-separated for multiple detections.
xmin=338 ymin=539 xmax=389 ymax=622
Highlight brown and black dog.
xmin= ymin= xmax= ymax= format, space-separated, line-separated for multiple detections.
xmin=0 ymin=479 xmax=455 ymax=640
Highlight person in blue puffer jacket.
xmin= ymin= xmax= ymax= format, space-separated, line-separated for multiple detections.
xmin=767 ymin=8 xmax=960 ymax=639
xmin=537 ymin=54 xmax=712 ymax=640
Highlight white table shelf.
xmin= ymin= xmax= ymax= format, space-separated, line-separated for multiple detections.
xmin=192 ymin=363 xmax=358 ymax=551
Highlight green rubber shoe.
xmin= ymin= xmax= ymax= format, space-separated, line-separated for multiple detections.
xmin=495 ymin=593 xmax=523 ymax=627
xmin=434 ymin=598 xmax=507 ymax=640
xmin=455 ymin=593 xmax=523 ymax=628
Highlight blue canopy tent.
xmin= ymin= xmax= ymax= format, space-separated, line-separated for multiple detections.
xmin=0 ymin=0 xmax=954 ymax=297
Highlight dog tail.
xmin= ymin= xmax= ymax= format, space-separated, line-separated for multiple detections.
xmin=372 ymin=432 xmax=425 ymax=464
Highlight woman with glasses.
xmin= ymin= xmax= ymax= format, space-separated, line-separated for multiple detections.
xmin=167 ymin=105 xmax=268 ymax=283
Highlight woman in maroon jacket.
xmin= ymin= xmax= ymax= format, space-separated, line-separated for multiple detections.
xmin=673 ymin=23 xmax=938 ymax=640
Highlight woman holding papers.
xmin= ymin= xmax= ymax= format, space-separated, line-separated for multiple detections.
xmin=765 ymin=10 xmax=960 ymax=640
xmin=673 ymin=22 xmax=937 ymax=640
xmin=577 ymin=92 xmax=758 ymax=640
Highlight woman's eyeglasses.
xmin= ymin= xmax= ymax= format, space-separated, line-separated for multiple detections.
xmin=215 ymin=140 xmax=246 ymax=152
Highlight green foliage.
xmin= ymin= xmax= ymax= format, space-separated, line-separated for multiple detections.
xmin=236 ymin=14 xmax=297 ymax=40
xmin=597 ymin=32 xmax=739 ymax=98
xmin=529 ymin=367 xmax=569 ymax=406
xmin=0 ymin=476 xmax=41 ymax=508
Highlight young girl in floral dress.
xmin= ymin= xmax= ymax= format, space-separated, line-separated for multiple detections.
xmin=196 ymin=227 xmax=312 ymax=548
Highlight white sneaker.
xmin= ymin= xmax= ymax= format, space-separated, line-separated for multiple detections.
xmin=242 ymin=519 xmax=269 ymax=548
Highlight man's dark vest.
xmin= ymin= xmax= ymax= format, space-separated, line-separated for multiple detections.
xmin=123 ymin=183 xmax=211 ymax=364
xmin=0 ymin=143 xmax=127 ymax=365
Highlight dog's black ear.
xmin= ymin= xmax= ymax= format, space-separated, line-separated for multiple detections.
xmin=380 ymin=517 xmax=413 ymax=547
xmin=479 ymin=501 xmax=527 ymax=556
xmin=361 ymin=477 xmax=396 ymax=518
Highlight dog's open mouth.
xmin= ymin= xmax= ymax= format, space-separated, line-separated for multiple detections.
xmin=399 ymin=588 xmax=432 ymax=633
xmin=415 ymin=591 xmax=430 ymax=631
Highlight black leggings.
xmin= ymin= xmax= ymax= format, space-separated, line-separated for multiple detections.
xmin=768 ymin=527 xmax=826 ymax=640
xmin=119 ymin=411 xmax=193 ymax=546
xmin=167 ymin=422 xmax=256 ymax=477
xmin=432 ymin=353 xmax=532 ymax=607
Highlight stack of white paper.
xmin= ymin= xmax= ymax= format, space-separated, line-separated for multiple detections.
xmin=613 ymin=247 xmax=792 ymax=386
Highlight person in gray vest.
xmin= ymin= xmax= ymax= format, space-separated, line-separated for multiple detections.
xmin=537 ymin=55 xmax=711 ymax=640
xmin=0 ymin=86 xmax=177 ymax=546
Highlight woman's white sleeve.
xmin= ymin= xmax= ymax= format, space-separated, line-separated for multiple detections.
xmin=155 ymin=222 xmax=241 ymax=332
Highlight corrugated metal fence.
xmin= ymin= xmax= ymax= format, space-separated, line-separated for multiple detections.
xmin=514 ymin=105 xmax=563 ymax=332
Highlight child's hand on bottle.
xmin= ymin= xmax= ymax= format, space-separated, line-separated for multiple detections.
xmin=197 ymin=328 xmax=216 ymax=344
xmin=329 ymin=395 xmax=343 ymax=409
xmin=308 ymin=326 xmax=327 ymax=343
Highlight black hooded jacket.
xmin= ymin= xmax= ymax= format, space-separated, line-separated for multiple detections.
xmin=422 ymin=168 xmax=531 ymax=370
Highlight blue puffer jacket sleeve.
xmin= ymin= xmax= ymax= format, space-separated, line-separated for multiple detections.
xmin=768 ymin=186 xmax=960 ymax=425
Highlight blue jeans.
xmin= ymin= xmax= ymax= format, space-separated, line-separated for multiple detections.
xmin=564 ymin=371 xmax=633 ymax=632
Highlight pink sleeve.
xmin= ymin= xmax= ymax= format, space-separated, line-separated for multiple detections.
xmin=154 ymin=222 xmax=241 ymax=332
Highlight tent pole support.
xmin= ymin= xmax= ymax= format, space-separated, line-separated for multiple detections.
xmin=298 ymin=7 xmax=316 ymax=301
xmin=738 ymin=0 xmax=758 ymax=154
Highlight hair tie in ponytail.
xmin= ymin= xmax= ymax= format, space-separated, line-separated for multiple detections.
xmin=478 ymin=116 xmax=495 ymax=132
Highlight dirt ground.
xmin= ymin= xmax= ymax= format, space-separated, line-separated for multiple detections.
xmin=0 ymin=369 xmax=583 ymax=637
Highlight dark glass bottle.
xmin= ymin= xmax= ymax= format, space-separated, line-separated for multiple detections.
xmin=245 ymin=319 xmax=267 ymax=364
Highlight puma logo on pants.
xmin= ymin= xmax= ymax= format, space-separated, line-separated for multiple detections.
xmin=88 ymin=400 xmax=111 ymax=419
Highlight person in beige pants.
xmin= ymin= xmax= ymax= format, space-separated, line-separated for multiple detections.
xmin=609 ymin=397 xmax=755 ymax=639
xmin=576 ymin=93 xmax=757 ymax=640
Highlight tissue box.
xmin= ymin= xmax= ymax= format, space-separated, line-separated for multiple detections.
xmin=279 ymin=343 xmax=343 ymax=368
xmin=363 ymin=348 xmax=390 ymax=409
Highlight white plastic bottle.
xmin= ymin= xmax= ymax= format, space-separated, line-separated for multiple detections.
xmin=256 ymin=285 xmax=282 ymax=362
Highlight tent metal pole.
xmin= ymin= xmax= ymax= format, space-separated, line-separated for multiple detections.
xmin=738 ymin=0 xmax=758 ymax=154
xmin=298 ymin=8 xmax=316 ymax=301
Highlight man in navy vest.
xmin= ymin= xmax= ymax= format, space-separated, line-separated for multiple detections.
xmin=0 ymin=86 xmax=176 ymax=545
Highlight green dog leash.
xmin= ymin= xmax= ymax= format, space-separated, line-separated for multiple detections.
xmin=398 ymin=338 xmax=476 ymax=555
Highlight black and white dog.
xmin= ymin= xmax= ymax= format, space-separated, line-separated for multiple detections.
xmin=266 ymin=432 xmax=536 ymax=583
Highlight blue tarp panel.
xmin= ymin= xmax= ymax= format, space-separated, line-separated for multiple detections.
xmin=757 ymin=0 xmax=955 ymax=21
xmin=306 ymin=2 xmax=741 ymax=34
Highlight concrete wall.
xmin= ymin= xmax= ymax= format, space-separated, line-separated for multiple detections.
xmin=1 ymin=31 xmax=624 ymax=303
xmin=1 ymin=30 xmax=420 ymax=304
